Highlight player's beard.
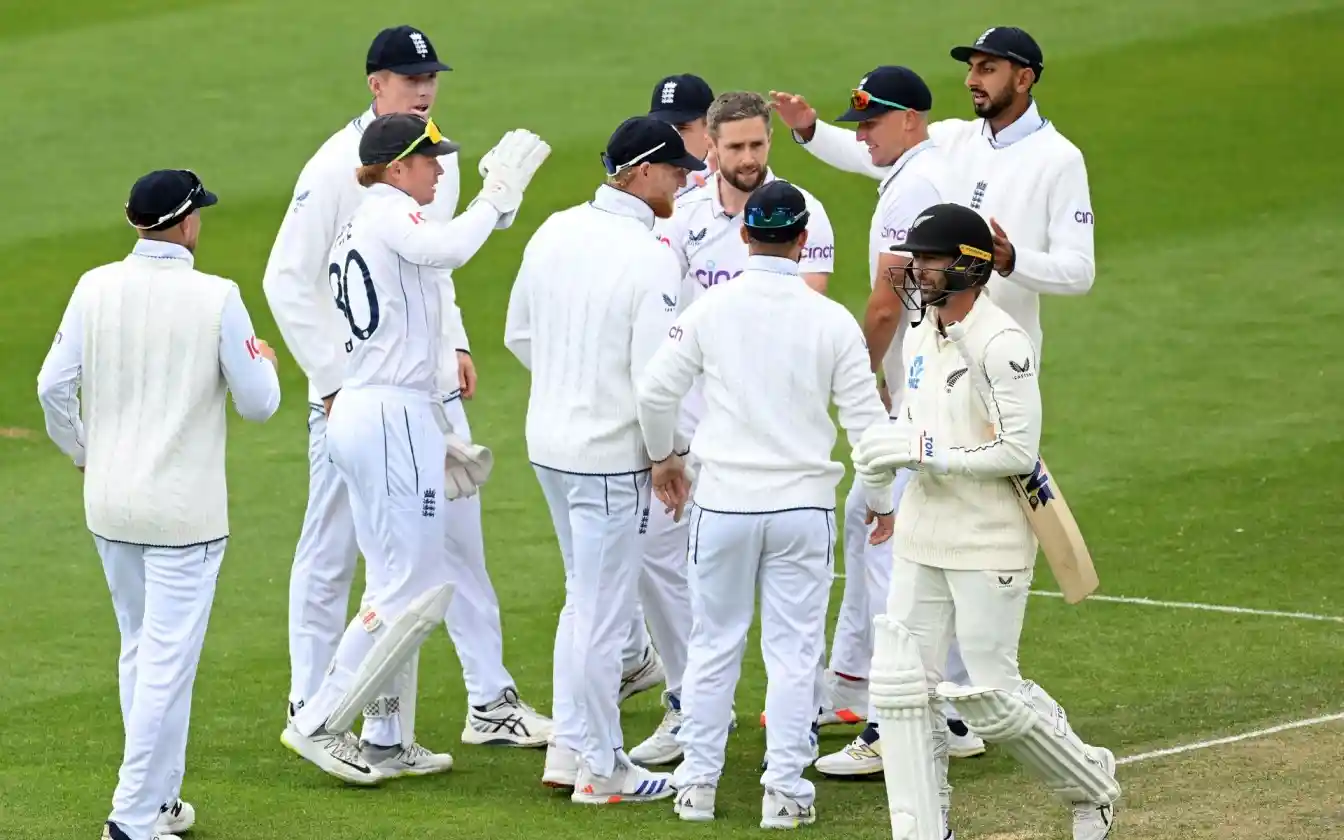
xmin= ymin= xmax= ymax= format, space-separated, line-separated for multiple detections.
xmin=649 ymin=192 xmax=675 ymax=218
xmin=972 ymin=85 xmax=1015 ymax=120
xmin=720 ymin=164 xmax=765 ymax=194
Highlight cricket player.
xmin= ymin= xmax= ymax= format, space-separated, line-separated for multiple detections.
xmin=851 ymin=202 xmax=1118 ymax=839
xmin=616 ymin=71 xmax=718 ymax=699
xmin=648 ymin=73 xmax=716 ymax=198
xmin=634 ymin=180 xmax=895 ymax=827
xmin=36 ymin=170 xmax=282 ymax=840
xmin=770 ymin=68 xmax=985 ymax=775
xmin=504 ymin=116 xmax=704 ymax=803
xmin=626 ymin=89 xmax=837 ymax=768
xmin=262 ymin=24 xmax=552 ymax=754
xmin=281 ymin=113 xmax=551 ymax=784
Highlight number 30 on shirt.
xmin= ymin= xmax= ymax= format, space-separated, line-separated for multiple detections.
xmin=329 ymin=248 xmax=380 ymax=346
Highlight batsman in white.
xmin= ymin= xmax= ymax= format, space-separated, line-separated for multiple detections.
xmin=853 ymin=203 xmax=1118 ymax=840
xmin=262 ymin=24 xmax=551 ymax=755
xmin=504 ymin=116 xmax=704 ymax=804
xmin=281 ymin=113 xmax=551 ymax=784
xmin=628 ymin=89 xmax=837 ymax=767
xmin=634 ymin=179 xmax=895 ymax=828
xmin=36 ymin=170 xmax=282 ymax=840
xmin=770 ymin=68 xmax=985 ymax=776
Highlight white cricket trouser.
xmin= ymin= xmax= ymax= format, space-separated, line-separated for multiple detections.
xmin=97 ymin=536 xmax=226 ymax=840
xmin=888 ymin=556 xmax=1084 ymax=809
xmin=830 ymin=471 xmax=971 ymax=720
xmin=535 ymin=465 xmax=651 ymax=778
xmin=674 ymin=506 xmax=835 ymax=806
xmin=292 ymin=387 xmax=450 ymax=743
xmin=622 ymin=500 xmax=692 ymax=695
xmin=287 ymin=398 xmax=515 ymax=728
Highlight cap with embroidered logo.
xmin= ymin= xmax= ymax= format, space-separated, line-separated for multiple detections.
xmin=951 ymin=26 xmax=1044 ymax=81
xmin=125 ymin=169 xmax=218 ymax=231
xmin=366 ymin=25 xmax=452 ymax=76
xmin=648 ymin=74 xmax=714 ymax=125
xmin=603 ymin=116 xmax=707 ymax=175
xmin=835 ymin=66 xmax=933 ymax=122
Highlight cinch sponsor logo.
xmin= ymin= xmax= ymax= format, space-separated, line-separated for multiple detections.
xmin=694 ymin=260 xmax=743 ymax=288
xmin=882 ymin=227 xmax=908 ymax=241
xmin=1073 ymin=210 xmax=1095 ymax=224
xmin=803 ymin=244 xmax=834 ymax=260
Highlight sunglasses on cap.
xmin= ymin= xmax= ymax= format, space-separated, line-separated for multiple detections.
xmin=850 ymin=88 xmax=911 ymax=113
xmin=392 ymin=117 xmax=446 ymax=163
xmin=744 ymin=204 xmax=809 ymax=229
xmin=128 ymin=170 xmax=208 ymax=230
xmin=601 ymin=142 xmax=668 ymax=176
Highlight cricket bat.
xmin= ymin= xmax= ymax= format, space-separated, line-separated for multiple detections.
xmin=945 ymin=328 xmax=1099 ymax=604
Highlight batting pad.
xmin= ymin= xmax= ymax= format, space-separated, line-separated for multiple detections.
xmin=870 ymin=616 xmax=943 ymax=840
xmin=326 ymin=582 xmax=455 ymax=734
xmin=937 ymin=682 xmax=1120 ymax=806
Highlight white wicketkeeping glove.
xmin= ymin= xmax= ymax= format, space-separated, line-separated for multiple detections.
xmin=443 ymin=432 xmax=494 ymax=501
xmin=853 ymin=424 xmax=915 ymax=475
xmin=469 ymin=128 xmax=552 ymax=221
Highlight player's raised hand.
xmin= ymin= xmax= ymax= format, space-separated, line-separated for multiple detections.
xmin=768 ymin=91 xmax=817 ymax=136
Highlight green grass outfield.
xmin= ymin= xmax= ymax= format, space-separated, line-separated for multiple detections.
xmin=3 ymin=1 xmax=1343 ymax=837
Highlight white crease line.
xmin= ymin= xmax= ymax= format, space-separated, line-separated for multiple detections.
xmin=1030 ymin=590 xmax=1344 ymax=623
xmin=1118 ymin=712 xmax=1344 ymax=765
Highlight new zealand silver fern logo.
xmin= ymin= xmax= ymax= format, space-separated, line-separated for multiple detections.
xmin=945 ymin=367 xmax=968 ymax=391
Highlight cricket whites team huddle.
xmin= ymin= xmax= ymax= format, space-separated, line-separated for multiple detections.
xmin=34 ymin=18 xmax=1119 ymax=840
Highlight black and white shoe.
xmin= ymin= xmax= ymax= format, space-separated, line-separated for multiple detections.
xmin=155 ymin=799 xmax=194 ymax=834
xmin=461 ymin=687 xmax=552 ymax=748
xmin=280 ymin=724 xmax=384 ymax=785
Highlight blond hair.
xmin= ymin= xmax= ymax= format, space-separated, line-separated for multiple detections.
xmin=707 ymin=91 xmax=772 ymax=137
xmin=356 ymin=163 xmax=388 ymax=188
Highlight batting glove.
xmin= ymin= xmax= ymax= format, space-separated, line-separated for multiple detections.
xmin=443 ymin=432 xmax=494 ymax=500
xmin=470 ymin=129 xmax=552 ymax=220
xmin=852 ymin=424 xmax=916 ymax=474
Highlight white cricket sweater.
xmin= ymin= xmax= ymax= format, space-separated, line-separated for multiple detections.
xmin=636 ymin=256 xmax=892 ymax=514
xmin=261 ymin=106 xmax=470 ymax=405
xmin=37 ymin=242 xmax=281 ymax=546
xmin=892 ymin=293 xmax=1041 ymax=571
xmin=504 ymin=185 xmax=683 ymax=475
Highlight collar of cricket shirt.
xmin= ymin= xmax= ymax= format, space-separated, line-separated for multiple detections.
xmin=129 ymin=239 xmax=194 ymax=266
xmin=981 ymin=98 xmax=1049 ymax=149
xmin=746 ymin=254 xmax=801 ymax=277
xmin=878 ymin=140 xmax=935 ymax=195
xmin=711 ymin=168 xmax=776 ymax=219
xmin=591 ymin=184 xmax=657 ymax=229
xmin=353 ymin=104 xmax=378 ymax=135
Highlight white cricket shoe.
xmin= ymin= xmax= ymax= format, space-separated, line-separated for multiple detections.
xmin=947 ymin=718 xmax=987 ymax=758
xmin=629 ymin=691 xmax=684 ymax=766
xmin=103 ymin=822 xmax=177 ymax=840
xmin=817 ymin=670 xmax=868 ymax=727
xmin=280 ymin=724 xmax=384 ymax=785
xmin=361 ymin=740 xmax=454 ymax=778
xmin=541 ymin=739 xmax=580 ymax=789
xmin=674 ymin=784 xmax=716 ymax=821
xmin=461 ymin=687 xmax=552 ymax=747
xmin=155 ymin=799 xmax=194 ymax=834
xmin=619 ymin=645 xmax=665 ymax=703
xmin=571 ymin=755 xmax=675 ymax=805
xmin=813 ymin=729 xmax=882 ymax=777
xmin=760 ymin=788 xmax=817 ymax=830
xmin=1072 ymin=747 xmax=1119 ymax=840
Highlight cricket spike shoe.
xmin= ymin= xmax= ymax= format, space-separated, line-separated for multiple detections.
xmin=760 ymin=789 xmax=817 ymax=830
xmin=461 ymin=687 xmax=552 ymax=747
xmin=629 ymin=690 xmax=685 ymax=766
xmin=674 ymin=784 xmax=717 ymax=822
xmin=813 ymin=724 xmax=883 ymax=777
xmin=280 ymin=724 xmax=385 ymax=785
xmin=1072 ymin=747 xmax=1119 ymax=840
xmin=570 ymin=755 xmax=675 ymax=805
xmin=360 ymin=740 xmax=454 ymax=777
xmin=947 ymin=717 xmax=987 ymax=758
xmin=103 ymin=822 xmax=177 ymax=840
xmin=155 ymin=799 xmax=194 ymax=835
xmin=619 ymin=645 xmax=665 ymax=703
xmin=541 ymin=738 xmax=580 ymax=789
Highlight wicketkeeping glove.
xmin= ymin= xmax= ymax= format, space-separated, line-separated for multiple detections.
xmin=444 ymin=432 xmax=494 ymax=500
xmin=470 ymin=128 xmax=552 ymax=221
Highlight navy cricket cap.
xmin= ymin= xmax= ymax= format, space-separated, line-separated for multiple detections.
xmin=648 ymin=74 xmax=714 ymax=125
xmin=359 ymin=113 xmax=460 ymax=165
xmin=603 ymin=116 xmax=707 ymax=174
xmin=366 ymin=25 xmax=452 ymax=76
xmin=951 ymin=26 xmax=1044 ymax=81
xmin=125 ymin=169 xmax=218 ymax=231
xmin=835 ymin=66 xmax=933 ymax=122
xmin=743 ymin=180 xmax=810 ymax=243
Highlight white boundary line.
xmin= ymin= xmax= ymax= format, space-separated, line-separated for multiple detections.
xmin=1029 ymin=590 xmax=1344 ymax=623
xmin=1118 ymin=712 xmax=1344 ymax=765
